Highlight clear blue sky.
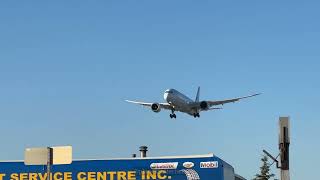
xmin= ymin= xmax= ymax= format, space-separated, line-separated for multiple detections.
xmin=0 ymin=1 xmax=319 ymax=179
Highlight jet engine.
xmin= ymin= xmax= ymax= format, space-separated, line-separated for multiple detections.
xmin=200 ymin=101 xmax=209 ymax=110
xmin=151 ymin=103 xmax=161 ymax=113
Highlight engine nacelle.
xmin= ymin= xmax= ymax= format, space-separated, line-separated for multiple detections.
xmin=200 ymin=101 xmax=209 ymax=110
xmin=151 ymin=103 xmax=161 ymax=113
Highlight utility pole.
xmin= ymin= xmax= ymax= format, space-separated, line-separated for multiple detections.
xmin=279 ymin=117 xmax=290 ymax=180
xmin=46 ymin=147 xmax=53 ymax=180
xmin=263 ymin=117 xmax=290 ymax=180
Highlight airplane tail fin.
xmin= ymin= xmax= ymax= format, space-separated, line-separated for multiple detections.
xmin=195 ymin=86 xmax=200 ymax=102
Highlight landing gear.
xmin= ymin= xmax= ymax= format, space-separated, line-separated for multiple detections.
xmin=170 ymin=108 xmax=176 ymax=119
xmin=193 ymin=113 xmax=200 ymax=118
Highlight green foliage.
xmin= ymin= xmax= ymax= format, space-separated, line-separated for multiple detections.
xmin=252 ymin=155 xmax=275 ymax=180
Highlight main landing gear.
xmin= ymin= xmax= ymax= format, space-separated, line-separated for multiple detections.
xmin=170 ymin=109 xmax=176 ymax=119
xmin=170 ymin=114 xmax=176 ymax=118
xmin=193 ymin=113 xmax=200 ymax=118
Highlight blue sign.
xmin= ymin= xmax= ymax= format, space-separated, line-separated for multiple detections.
xmin=0 ymin=154 xmax=234 ymax=180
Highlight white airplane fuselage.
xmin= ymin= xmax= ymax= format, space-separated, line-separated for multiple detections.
xmin=164 ymin=89 xmax=198 ymax=115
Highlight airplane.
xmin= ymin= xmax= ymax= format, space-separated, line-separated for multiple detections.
xmin=126 ymin=87 xmax=260 ymax=118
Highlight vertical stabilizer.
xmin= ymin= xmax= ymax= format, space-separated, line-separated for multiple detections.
xmin=195 ymin=86 xmax=200 ymax=102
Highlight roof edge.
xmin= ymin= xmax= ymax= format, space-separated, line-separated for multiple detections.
xmin=0 ymin=153 xmax=215 ymax=163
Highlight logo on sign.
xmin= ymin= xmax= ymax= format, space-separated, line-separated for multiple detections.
xmin=200 ymin=161 xmax=218 ymax=168
xmin=150 ymin=162 xmax=178 ymax=169
xmin=183 ymin=162 xmax=194 ymax=168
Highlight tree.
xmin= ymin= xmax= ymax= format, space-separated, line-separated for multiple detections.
xmin=252 ymin=155 xmax=275 ymax=180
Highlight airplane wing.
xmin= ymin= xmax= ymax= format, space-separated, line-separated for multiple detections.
xmin=206 ymin=93 xmax=261 ymax=107
xmin=125 ymin=100 xmax=172 ymax=110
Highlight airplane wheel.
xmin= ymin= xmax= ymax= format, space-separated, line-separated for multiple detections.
xmin=173 ymin=114 xmax=176 ymax=118
xmin=170 ymin=114 xmax=173 ymax=118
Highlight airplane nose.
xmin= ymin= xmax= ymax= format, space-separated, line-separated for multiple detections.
xmin=164 ymin=92 xmax=169 ymax=101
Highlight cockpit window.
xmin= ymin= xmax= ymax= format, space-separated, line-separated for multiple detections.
xmin=165 ymin=89 xmax=173 ymax=93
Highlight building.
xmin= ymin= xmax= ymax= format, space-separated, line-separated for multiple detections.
xmin=0 ymin=152 xmax=243 ymax=180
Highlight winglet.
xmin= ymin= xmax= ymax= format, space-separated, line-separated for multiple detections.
xmin=248 ymin=93 xmax=262 ymax=98
xmin=239 ymin=93 xmax=262 ymax=99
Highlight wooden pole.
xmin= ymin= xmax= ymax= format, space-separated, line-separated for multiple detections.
xmin=279 ymin=117 xmax=290 ymax=180
xmin=46 ymin=147 xmax=53 ymax=180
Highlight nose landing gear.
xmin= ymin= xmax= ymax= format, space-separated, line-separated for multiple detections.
xmin=170 ymin=108 xmax=176 ymax=119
